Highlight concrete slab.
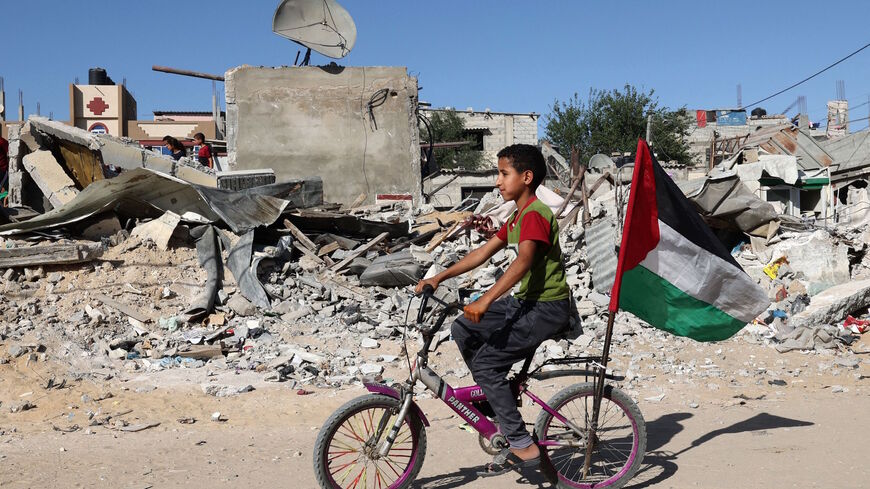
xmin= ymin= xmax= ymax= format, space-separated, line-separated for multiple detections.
xmin=21 ymin=150 xmax=79 ymax=208
xmin=791 ymin=278 xmax=870 ymax=327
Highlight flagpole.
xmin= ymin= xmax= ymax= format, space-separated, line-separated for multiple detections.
xmin=582 ymin=139 xmax=649 ymax=479
xmin=581 ymin=309 xmax=616 ymax=478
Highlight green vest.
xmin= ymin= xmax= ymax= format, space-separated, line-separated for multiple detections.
xmin=506 ymin=199 xmax=570 ymax=302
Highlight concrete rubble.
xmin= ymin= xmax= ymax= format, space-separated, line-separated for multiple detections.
xmin=0 ymin=146 xmax=867 ymax=404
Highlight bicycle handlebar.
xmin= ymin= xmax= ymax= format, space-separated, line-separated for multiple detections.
xmin=415 ymin=286 xmax=461 ymax=336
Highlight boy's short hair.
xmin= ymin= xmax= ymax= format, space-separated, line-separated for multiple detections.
xmin=193 ymin=132 xmax=205 ymax=142
xmin=497 ymin=144 xmax=547 ymax=190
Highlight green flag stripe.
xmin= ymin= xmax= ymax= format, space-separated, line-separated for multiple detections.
xmin=619 ymin=265 xmax=747 ymax=342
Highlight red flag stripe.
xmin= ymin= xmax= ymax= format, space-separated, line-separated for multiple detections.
xmin=608 ymin=139 xmax=660 ymax=312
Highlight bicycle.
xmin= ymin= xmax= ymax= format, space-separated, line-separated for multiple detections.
xmin=313 ymin=287 xmax=647 ymax=488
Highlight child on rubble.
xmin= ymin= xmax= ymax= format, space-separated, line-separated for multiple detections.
xmin=162 ymin=136 xmax=185 ymax=161
xmin=415 ymin=143 xmax=570 ymax=477
xmin=193 ymin=132 xmax=213 ymax=168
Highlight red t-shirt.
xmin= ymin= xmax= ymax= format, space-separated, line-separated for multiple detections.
xmin=197 ymin=145 xmax=212 ymax=167
xmin=495 ymin=196 xmax=552 ymax=247
xmin=0 ymin=137 xmax=9 ymax=174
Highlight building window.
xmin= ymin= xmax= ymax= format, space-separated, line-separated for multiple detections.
xmin=463 ymin=129 xmax=486 ymax=150
xmin=461 ymin=186 xmax=496 ymax=201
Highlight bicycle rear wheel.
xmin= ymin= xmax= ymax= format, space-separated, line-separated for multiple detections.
xmin=534 ymin=382 xmax=645 ymax=489
xmin=313 ymin=394 xmax=426 ymax=489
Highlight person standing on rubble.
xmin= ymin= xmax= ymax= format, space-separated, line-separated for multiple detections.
xmin=193 ymin=132 xmax=213 ymax=168
xmin=162 ymin=136 xmax=186 ymax=161
xmin=415 ymin=144 xmax=571 ymax=477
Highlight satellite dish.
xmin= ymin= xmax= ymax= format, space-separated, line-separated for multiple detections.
xmin=589 ymin=153 xmax=614 ymax=170
xmin=272 ymin=0 xmax=357 ymax=62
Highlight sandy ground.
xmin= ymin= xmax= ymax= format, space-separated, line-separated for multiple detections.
xmin=1 ymin=335 xmax=867 ymax=489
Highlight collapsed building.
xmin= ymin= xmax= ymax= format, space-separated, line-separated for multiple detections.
xmin=0 ymin=59 xmax=868 ymax=393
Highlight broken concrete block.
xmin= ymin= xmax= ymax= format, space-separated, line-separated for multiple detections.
xmin=359 ymin=363 xmax=384 ymax=376
xmin=769 ymin=231 xmax=849 ymax=295
xmin=130 ymin=211 xmax=182 ymax=251
xmin=360 ymin=251 xmax=422 ymax=287
xmin=227 ymin=294 xmax=257 ymax=317
xmin=21 ymin=150 xmax=79 ymax=208
xmin=347 ymin=257 xmax=372 ymax=276
xmin=791 ymin=279 xmax=870 ymax=328
xmin=175 ymin=164 xmax=217 ymax=187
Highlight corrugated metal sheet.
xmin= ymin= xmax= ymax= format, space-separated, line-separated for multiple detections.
xmin=586 ymin=218 xmax=617 ymax=293
xmin=739 ymin=124 xmax=832 ymax=169
xmin=0 ymin=168 xmax=322 ymax=236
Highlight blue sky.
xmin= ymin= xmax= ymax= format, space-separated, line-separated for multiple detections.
xmin=5 ymin=0 xmax=870 ymax=131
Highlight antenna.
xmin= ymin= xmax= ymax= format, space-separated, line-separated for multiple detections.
xmin=272 ymin=0 xmax=357 ymax=64
xmin=36 ymin=102 xmax=40 ymax=116
xmin=836 ymin=80 xmax=846 ymax=101
xmin=737 ymin=84 xmax=742 ymax=108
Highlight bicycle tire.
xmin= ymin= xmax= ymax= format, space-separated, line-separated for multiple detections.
xmin=534 ymin=382 xmax=646 ymax=489
xmin=313 ymin=394 xmax=427 ymax=489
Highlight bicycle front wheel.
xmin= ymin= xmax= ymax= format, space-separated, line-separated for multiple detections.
xmin=534 ymin=382 xmax=646 ymax=489
xmin=313 ymin=394 xmax=426 ymax=489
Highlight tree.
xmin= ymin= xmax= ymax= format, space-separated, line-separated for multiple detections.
xmin=544 ymin=85 xmax=692 ymax=166
xmin=420 ymin=109 xmax=484 ymax=171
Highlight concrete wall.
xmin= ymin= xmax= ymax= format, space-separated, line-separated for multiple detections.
xmin=421 ymin=108 xmax=539 ymax=167
xmin=225 ymin=66 xmax=421 ymax=206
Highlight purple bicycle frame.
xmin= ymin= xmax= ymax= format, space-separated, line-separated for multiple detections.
xmin=415 ymin=363 xmax=577 ymax=446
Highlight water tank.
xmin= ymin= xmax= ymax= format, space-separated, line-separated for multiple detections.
xmin=89 ymin=67 xmax=109 ymax=85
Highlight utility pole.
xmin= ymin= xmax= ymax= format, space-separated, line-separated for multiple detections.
xmin=0 ymin=76 xmax=5 ymax=121
xmin=645 ymin=115 xmax=652 ymax=145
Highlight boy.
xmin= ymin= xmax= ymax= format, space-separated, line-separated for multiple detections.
xmin=193 ymin=132 xmax=213 ymax=168
xmin=415 ymin=144 xmax=570 ymax=476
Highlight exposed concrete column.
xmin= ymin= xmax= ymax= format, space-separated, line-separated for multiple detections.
xmin=505 ymin=115 xmax=514 ymax=146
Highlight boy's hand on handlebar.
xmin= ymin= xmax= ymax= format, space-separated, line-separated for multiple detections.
xmin=463 ymin=298 xmax=491 ymax=323
xmin=415 ymin=277 xmax=440 ymax=295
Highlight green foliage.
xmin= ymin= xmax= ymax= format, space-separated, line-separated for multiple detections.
xmin=544 ymin=85 xmax=692 ymax=165
xmin=421 ymin=109 xmax=484 ymax=171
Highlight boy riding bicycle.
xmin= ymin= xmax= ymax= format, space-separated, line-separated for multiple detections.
xmin=415 ymin=144 xmax=571 ymax=477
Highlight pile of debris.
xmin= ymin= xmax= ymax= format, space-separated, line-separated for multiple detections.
xmin=1 ymin=129 xmax=868 ymax=396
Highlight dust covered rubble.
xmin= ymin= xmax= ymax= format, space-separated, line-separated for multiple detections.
xmin=1 ymin=185 xmax=868 ymax=398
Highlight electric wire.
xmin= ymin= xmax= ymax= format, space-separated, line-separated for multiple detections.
xmin=745 ymin=41 xmax=870 ymax=108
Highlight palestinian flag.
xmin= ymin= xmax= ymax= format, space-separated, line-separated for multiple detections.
xmin=609 ymin=140 xmax=769 ymax=341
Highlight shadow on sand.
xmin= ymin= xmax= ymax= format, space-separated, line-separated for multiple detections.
xmin=413 ymin=412 xmax=813 ymax=488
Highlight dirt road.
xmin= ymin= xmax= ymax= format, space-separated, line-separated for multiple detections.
xmin=1 ymin=341 xmax=867 ymax=489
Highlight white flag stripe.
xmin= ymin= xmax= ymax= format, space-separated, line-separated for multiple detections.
xmin=640 ymin=221 xmax=769 ymax=323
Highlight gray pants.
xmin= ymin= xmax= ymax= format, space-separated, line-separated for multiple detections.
xmin=451 ymin=296 xmax=569 ymax=449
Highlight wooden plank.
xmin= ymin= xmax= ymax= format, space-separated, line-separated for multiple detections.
xmin=330 ymin=232 xmax=389 ymax=272
xmin=317 ymin=241 xmax=341 ymax=256
xmin=0 ymin=242 xmax=103 ymax=268
xmin=92 ymin=292 xmax=151 ymax=324
xmin=283 ymin=219 xmax=318 ymax=251
xmin=292 ymin=241 xmax=325 ymax=265
xmin=425 ymin=221 xmax=460 ymax=252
